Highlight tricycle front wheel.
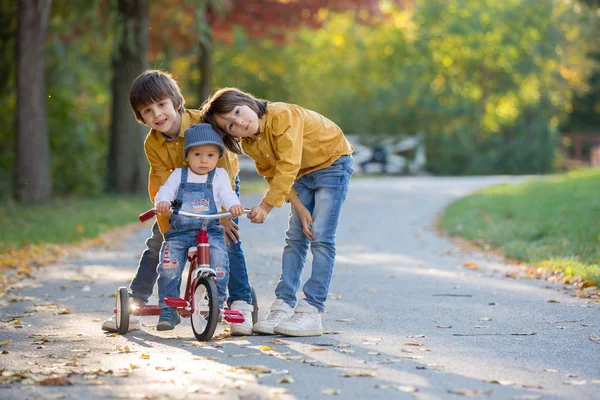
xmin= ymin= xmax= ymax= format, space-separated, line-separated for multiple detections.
xmin=191 ymin=278 xmax=219 ymax=341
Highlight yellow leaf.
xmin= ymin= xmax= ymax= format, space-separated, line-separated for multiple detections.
xmin=311 ymin=347 xmax=327 ymax=351
xmin=0 ymin=340 xmax=11 ymax=347
xmin=141 ymin=353 xmax=150 ymax=359
xmin=278 ymin=376 xmax=294 ymax=384
xmin=129 ymin=364 xmax=140 ymax=369
xmin=259 ymin=345 xmax=273 ymax=351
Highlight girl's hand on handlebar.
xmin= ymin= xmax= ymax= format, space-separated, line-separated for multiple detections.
xmin=248 ymin=202 xmax=272 ymax=224
xmin=229 ymin=204 xmax=244 ymax=217
xmin=155 ymin=201 xmax=171 ymax=214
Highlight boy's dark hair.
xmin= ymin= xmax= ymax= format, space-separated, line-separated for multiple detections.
xmin=129 ymin=69 xmax=185 ymax=124
xmin=200 ymin=87 xmax=267 ymax=155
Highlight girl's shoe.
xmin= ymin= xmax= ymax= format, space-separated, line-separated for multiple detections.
xmin=274 ymin=299 xmax=323 ymax=337
xmin=252 ymin=299 xmax=294 ymax=335
xmin=157 ymin=308 xmax=181 ymax=331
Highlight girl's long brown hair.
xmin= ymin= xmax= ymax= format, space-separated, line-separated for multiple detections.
xmin=200 ymin=88 xmax=267 ymax=154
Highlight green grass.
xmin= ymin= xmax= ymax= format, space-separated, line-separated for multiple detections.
xmin=1 ymin=178 xmax=268 ymax=250
xmin=440 ymin=169 xmax=600 ymax=283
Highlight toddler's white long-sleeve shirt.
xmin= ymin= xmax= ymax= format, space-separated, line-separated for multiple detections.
xmin=154 ymin=167 xmax=241 ymax=212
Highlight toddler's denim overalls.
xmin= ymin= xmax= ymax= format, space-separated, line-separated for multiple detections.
xmin=157 ymin=167 xmax=229 ymax=309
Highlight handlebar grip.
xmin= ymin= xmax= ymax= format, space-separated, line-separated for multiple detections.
xmin=139 ymin=209 xmax=156 ymax=223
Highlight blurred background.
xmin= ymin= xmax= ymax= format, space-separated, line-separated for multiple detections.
xmin=1 ymin=0 xmax=598 ymax=202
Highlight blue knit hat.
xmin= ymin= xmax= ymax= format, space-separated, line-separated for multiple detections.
xmin=183 ymin=123 xmax=225 ymax=159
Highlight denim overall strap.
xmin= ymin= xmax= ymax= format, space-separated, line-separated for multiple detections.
xmin=166 ymin=168 xmax=218 ymax=237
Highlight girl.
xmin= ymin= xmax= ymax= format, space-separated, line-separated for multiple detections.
xmin=202 ymin=88 xmax=354 ymax=337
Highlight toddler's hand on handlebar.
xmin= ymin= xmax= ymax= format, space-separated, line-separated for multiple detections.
xmin=155 ymin=201 xmax=171 ymax=214
xmin=229 ymin=204 xmax=244 ymax=217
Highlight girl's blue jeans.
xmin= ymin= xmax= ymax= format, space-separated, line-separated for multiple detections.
xmin=129 ymin=176 xmax=253 ymax=306
xmin=275 ymin=155 xmax=354 ymax=312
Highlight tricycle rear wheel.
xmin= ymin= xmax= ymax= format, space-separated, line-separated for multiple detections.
xmin=116 ymin=287 xmax=129 ymax=334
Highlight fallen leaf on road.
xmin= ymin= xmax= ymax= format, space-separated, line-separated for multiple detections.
xmin=403 ymin=342 xmax=424 ymax=346
xmin=259 ymin=345 xmax=273 ymax=351
xmin=321 ymin=389 xmax=340 ymax=395
xmin=278 ymin=375 xmax=294 ymax=384
xmin=563 ymin=380 xmax=587 ymax=385
xmin=438 ymin=325 xmax=452 ymax=328
xmin=543 ymin=368 xmax=557 ymax=373
xmin=312 ymin=347 xmax=327 ymax=351
xmin=398 ymin=386 xmax=419 ymax=393
xmin=269 ymin=339 xmax=286 ymax=345
xmin=512 ymin=395 xmax=542 ymax=400
xmin=336 ymin=318 xmax=355 ymax=323
xmin=156 ymin=366 xmax=175 ymax=371
xmin=39 ymin=376 xmax=72 ymax=386
xmin=547 ymin=300 xmax=560 ymax=303
xmin=588 ymin=332 xmax=599 ymax=342
xmin=141 ymin=353 xmax=150 ymax=359
xmin=342 ymin=372 xmax=377 ymax=377
xmin=463 ymin=261 xmax=480 ymax=270
xmin=447 ymin=389 xmax=492 ymax=397
xmin=488 ymin=379 xmax=514 ymax=386
xmin=0 ymin=340 xmax=11 ymax=347
xmin=479 ymin=317 xmax=493 ymax=321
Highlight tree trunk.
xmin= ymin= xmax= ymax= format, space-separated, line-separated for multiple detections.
xmin=198 ymin=32 xmax=212 ymax=104
xmin=107 ymin=0 xmax=148 ymax=194
xmin=14 ymin=0 xmax=52 ymax=202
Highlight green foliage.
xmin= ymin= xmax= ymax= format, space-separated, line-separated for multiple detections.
xmin=440 ymin=169 xmax=600 ymax=283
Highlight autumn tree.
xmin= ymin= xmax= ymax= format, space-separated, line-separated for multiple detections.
xmin=107 ymin=0 xmax=149 ymax=194
xmin=15 ymin=0 xmax=52 ymax=202
xmin=147 ymin=0 xmax=411 ymax=103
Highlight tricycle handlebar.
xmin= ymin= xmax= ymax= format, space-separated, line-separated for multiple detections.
xmin=139 ymin=208 xmax=251 ymax=223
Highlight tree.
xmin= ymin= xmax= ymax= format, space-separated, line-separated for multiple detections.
xmin=147 ymin=0 xmax=411 ymax=103
xmin=107 ymin=0 xmax=149 ymax=194
xmin=15 ymin=0 xmax=52 ymax=202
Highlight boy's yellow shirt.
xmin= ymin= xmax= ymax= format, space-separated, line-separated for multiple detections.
xmin=143 ymin=109 xmax=240 ymax=233
xmin=241 ymin=102 xmax=353 ymax=208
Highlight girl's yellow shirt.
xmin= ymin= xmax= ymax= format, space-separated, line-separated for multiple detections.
xmin=241 ymin=102 xmax=353 ymax=208
xmin=143 ymin=109 xmax=239 ymax=233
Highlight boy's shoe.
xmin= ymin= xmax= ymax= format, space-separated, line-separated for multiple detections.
xmin=274 ymin=299 xmax=323 ymax=337
xmin=157 ymin=308 xmax=181 ymax=331
xmin=230 ymin=300 xmax=254 ymax=336
xmin=101 ymin=314 xmax=141 ymax=332
xmin=252 ymin=299 xmax=294 ymax=335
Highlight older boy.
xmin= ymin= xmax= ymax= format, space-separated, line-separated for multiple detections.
xmin=101 ymin=70 xmax=254 ymax=335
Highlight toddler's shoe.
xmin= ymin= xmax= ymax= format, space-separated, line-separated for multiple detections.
xmin=230 ymin=300 xmax=254 ymax=336
xmin=157 ymin=307 xmax=181 ymax=331
xmin=274 ymin=299 xmax=323 ymax=337
xmin=252 ymin=299 xmax=294 ymax=335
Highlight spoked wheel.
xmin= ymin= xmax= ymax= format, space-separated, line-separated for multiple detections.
xmin=116 ymin=287 xmax=130 ymax=334
xmin=191 ymin=278 xmax=219 ymax=341
xmin=250 ymin=285 xmax=259 ymax=324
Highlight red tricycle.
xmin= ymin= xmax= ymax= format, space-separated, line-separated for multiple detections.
xmin=113 ymin=207 xmax=258 ymax=341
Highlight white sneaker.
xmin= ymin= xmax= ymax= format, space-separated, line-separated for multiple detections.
xmin=252 ymin=299 xmax=294 ymax=335
xmin=101 ymin=314 xmax=141 ymax=332
xmin=274 ymin=299 xmax=323 ymax=337
xmin=230 ymin=301 xmax=254 ymax=336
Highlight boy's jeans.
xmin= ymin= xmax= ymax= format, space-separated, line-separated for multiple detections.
xmin=129 ymin=177 xmax=253 ymax=306
xmin=275 ymin=155 xmax=354 ymax=312
xmin=158 ymin=227 xmax=229 ymax=307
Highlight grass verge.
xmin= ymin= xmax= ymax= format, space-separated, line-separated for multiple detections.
xmin=439 ymin=168 xmax=600 ymax=284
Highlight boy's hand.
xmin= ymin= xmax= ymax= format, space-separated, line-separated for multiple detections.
xmin=248 ymin=202 xmax=272 ymax=224
xmin=229 ymin=204 xmax=244 ymax=217
xmin=221 ymin=219 xmax=240 ymax=245
xmin=155 ymin=201 xmax=171 ymax=214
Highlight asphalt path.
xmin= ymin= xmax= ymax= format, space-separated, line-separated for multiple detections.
xmin=1 ymin=176 xmax=598 ymax=400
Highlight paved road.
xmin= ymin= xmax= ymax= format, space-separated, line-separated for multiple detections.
xmin=1 ymin=176 xmax=598 ymax=400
